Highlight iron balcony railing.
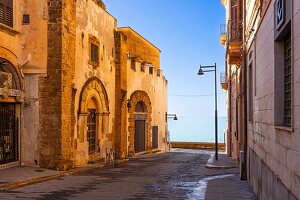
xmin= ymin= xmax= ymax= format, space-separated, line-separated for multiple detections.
xmin=220 ymin=72 xmax=227 ymax=84
xmin=227 ymin=20 xmax=243 ymax=42
xmin=220 ymin=24 xmax=226 ymax=35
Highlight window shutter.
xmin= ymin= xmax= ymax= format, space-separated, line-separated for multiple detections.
xmin=0 ymin=0 xmax=4 ymax=23
xmin=6 ymin=0 xmax=13 ymax=27
xmin=0 ymin=0 xmax=13 ymax=27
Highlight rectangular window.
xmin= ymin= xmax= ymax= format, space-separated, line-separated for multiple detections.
xmin=0 ymin=0 xmax=13 ymax=27
xmin=149 ymin=66 xmax=153 ymax=75
xmin=90 ymin=43 xmax=99 ymax=64
xmin=283 ymin=33 xmax=291 ymax=126
xmin=22 ymin=14 xmax=30 ymax=24
xmin=156 ymin=69 xmax=161 ymax=77
xmin=141 ymin=63 xmax=145 ymax=72
xmin=131 ymin=59 xmax=136 ymax=71
xmin=249 ymin=63 xmax=253 ymax=121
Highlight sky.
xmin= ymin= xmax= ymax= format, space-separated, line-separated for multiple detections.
xmin=104 ymin=0 xmax=226 ymax=118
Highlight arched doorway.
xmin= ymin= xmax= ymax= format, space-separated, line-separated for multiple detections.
xmin=77 ymin=77 xmax=109 ymax=164
xmin=134 ymin=102 xmax=146 ymax=153
xmin=128 ymin=91 xmax=152 ymax=156
xmin=0 ymin=58 xmax=23 ymax=165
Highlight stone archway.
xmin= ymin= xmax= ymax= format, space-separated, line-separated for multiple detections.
xmin=0 ymin=57 xmax=23 ymax=165
xmin=77 ymin=77 xmax=109 ymax=164
xmin=0 ymin=57 xmax=23 ymax=101
xmin=128 ymin=90 xmax=152 ymax=156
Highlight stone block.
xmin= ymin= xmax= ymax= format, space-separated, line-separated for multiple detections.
xmin=274 ymin=176 xmax=289 ymax=200
xmin=291 ymin=172 xmax=300 ymax=199
xmin=287 ymin=150 xmax=300 ymax=177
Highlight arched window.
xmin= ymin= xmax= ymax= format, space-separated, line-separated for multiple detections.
xmin=135 ymin=102 xmax=145 ymax=113
xmin=0 ymin=58 xmax=21 ymax=90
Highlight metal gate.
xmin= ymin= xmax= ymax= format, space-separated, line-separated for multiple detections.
xmin=0 ymin=104 xmax=18 ymax=165
xmin=134 ymin=114 xmax=146 ymax=153
xmin=87 ymin=109 xmax=96 ymax=154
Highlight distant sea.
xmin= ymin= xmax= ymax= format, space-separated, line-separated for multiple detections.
xmin=168 ymin=116 xmax=227 ymax=143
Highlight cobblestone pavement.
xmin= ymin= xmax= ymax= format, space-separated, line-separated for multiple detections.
xmin=0 ymin=150 xmax=257 ymax=200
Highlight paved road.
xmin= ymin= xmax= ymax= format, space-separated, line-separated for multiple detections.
xmin=0 ymin=151 xmax=256 ymax=200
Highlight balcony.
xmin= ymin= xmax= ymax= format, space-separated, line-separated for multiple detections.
xmin=221 ymin=0 xmax=227 ymax=5
xmin=220 ymin=24 xmax=226 ymax=46
xmin=227 ymin=20 xmax=243 ymax=65
xmin=220 ymin=72 xmax=228 ymax=90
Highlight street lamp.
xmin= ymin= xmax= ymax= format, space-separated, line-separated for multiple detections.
xmin=165 ymin=112 xmax=178 ymax=122
xmin=197 ymin=63 xmax=218 ymax=160
xmin=165 ymin=112 xmax=178 ymax=152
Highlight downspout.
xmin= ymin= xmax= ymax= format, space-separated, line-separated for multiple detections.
xmin=242 ymin=0 xmax=248 ymax=180
xmin=228 ymin=55 xmax=232 ymax=157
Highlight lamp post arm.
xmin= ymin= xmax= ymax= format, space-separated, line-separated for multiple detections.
xmin=200 ymin=65 xmax=216 ymax=69
xmin=201 ymin=69 xmax=216 ymax=73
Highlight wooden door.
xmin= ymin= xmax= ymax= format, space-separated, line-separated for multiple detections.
xmin=87 ymin=109 xmax=96 ymax=154
xmin=134 ymin=119 xmax=146 ymax=153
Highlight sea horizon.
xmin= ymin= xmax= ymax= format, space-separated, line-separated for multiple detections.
xmin=168 ymin=116 xmax=227 ymax=143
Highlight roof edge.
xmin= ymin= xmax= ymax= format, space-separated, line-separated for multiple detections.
xmin=117 ymin=27 xmax=161 ymax=52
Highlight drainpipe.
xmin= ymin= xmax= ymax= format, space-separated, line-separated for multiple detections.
xmin=228 ymin=56 xmax=232 ymax=157
xmin=241 ymin=0 xmax=248 ymax=180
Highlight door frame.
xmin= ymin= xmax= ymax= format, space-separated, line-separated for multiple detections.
xmin=134 ymin=114 xmax=146 ymax=153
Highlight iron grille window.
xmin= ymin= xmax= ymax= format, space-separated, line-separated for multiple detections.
xmin=90 ymin=43 xmax=99 ymax=64
xmin=284 ymin=33 xmax=292 ymax=126
xmin=0 ymin=0 xmax=13 ymax=27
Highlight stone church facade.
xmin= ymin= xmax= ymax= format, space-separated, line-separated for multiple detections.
xmin=0 ymin=0 xmax=168 ymax=170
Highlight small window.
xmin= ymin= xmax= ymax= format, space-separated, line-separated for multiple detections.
xmin=141 ymin=63 xmax=145 ymax=72
xmin=91 ymin=43 xmax=99 ymax=64
xmin=131 ymin=59 xmax=136 ymax=71
xmin=0 ymin=0 xmax=13 ymax=27
xmin=149 ymin=66 xmax=153 ymax=75
xmin=156 ymin=69 xmax=161 ymax=77
xmin=22 ymin=14 xmax=30 ymax=24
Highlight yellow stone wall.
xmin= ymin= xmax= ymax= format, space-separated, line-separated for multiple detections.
xmin=73 ymin=0 xmax=116 ymax=165
xmin=115 ymin=27 xmax=168 ymax=159
xmin=117 ymin=27 xmax=160 ymax=69
xmin=0 ymin=1 xmax=48 ymax=166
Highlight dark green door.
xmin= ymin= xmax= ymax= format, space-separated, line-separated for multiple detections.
xmin=134 ymin=119 xmax=146 ymax=153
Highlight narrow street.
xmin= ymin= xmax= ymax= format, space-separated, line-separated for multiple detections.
xmin=0 ymin=150 xmax=256 ymax=200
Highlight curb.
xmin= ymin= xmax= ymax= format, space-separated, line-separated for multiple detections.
xmin=205 ymin=164 xmax=238 ymax=169
xmin=115 ymin=159 xmax=129 ymax=165
xmin=0 ymin=167 xmax=91 ymax=192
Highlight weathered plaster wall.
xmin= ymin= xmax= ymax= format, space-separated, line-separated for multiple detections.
xmin=115 ymin=28 xmax=167 ymax=158
xmin=0 ymin=1 xmax=48 ymax=166
xmin=74 ymin=0 xmax=116 ymax=165
xmin=21 ymin=0 xmax=48 ymax=166
xmin=126 ymin=62 xmax=168 ymax=155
